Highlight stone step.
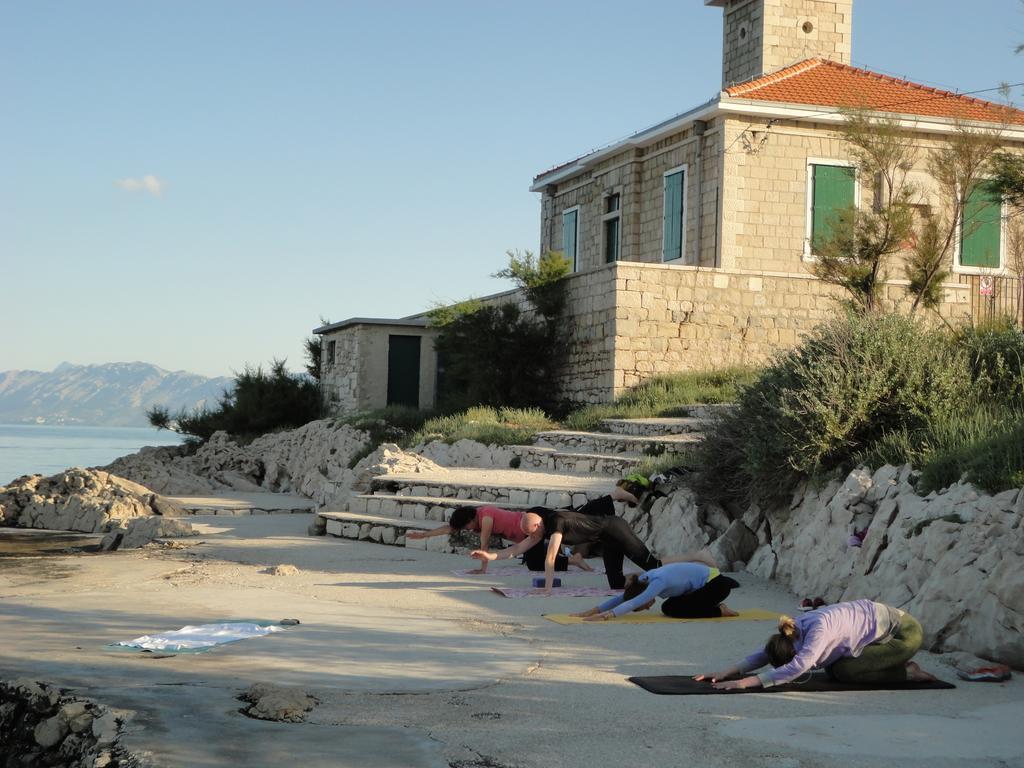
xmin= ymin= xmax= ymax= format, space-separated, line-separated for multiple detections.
xmin=346 ymin=494 xmax=540 ymax=522
xmin=532 ymin=430 xmax=701 ymax=456
xmin=319 ymin=510 xmax=470 ymax=554
xmin=508 ymin=445 xmax=641 ymax=476
xmin=369 ymin=467 xmax=614 ymax=509
xmin=600 ymin=417 xmax=710 ymax=437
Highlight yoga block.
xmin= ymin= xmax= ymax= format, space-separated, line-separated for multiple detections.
xmin=533 ymin=577 xmax=562 ymax=588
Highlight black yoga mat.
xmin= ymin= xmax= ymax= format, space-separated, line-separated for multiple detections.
xmin=628 ymin=674 xmax=955 ymax=695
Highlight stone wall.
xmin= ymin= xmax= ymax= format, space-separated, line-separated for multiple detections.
xmin=540 ymin=118 xmax=724 ymax=272
xmin=719 ymin=0 xmax=852 ymax=88
xmin=553 ymin=260 xmax=971 ymax=399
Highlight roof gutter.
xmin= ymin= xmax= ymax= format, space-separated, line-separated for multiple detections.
xmin=529 ymin=97 xmax=722 ymax=191
xmin=718 ymin=95 xmax=1024 ymax=141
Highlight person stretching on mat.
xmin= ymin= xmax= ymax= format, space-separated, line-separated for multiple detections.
xmin=406 ymin=506 xmax=590 ymax=574
xmin=571 ymin=561 xmax=740 ymax=621
xmin=694 ymin=599 xmax=937 ymax=689
xmin=471 ymin=506 xmax=660 ymax=592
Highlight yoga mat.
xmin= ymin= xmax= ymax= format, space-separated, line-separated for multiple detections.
xmin=453 ymin=565 xmax=603 ymax=577
xmin=544 ymin=608 xmax=779 ymax=625
xmin=491 ymin=586 xmax=622 ymax=598
xmin=628 ymin=674 xmax=955 ymax=695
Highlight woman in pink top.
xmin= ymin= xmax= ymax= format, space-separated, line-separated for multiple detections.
xmin=407 ymin=506 xmax=590 ymax=574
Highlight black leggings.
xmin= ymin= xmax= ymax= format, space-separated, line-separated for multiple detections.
xmin=522 ymin=540 xmax=570 ymax=572
xmin=661 ymin=575 xmax=739 ymax=618
xmin=598 ymin=517 xmax=661 ymax=589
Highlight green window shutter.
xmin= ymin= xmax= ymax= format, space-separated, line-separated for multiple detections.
xmin=960 ymin=184 xmax=1002 ymax=268
xmin=563 ymin=210 xmax=578 ymax=271
xmin=811 ymin=164 xmax=855 ymax=253
xmin=663 ymin=170 xmax=684 ymax=261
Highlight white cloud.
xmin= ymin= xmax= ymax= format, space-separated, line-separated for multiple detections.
xmin=115 ymin=174 xmax=165 ymax=196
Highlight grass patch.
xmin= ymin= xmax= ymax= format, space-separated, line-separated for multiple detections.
xmin=410 ymin=407 xmax=557 ymax=447
xmin=563 ymin=367 xmax=756 ymax=432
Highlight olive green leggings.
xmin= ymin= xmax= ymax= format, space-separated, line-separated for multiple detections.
xmin=828 ymin=613 xmax=924 ymax=684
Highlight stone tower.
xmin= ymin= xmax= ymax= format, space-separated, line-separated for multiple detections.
xmin=707 ymin=0 xmax=853 ymax=88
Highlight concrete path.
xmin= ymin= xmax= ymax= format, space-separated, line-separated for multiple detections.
xmin=2 ymin=517 xmax=1023 ymax=768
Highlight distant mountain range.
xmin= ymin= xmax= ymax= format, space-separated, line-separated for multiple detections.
xmin=0 ymin=362 xmax=234 ymax=427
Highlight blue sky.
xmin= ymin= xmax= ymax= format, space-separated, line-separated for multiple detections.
xmin=3 ymin=0 xmax=1022 ymax=378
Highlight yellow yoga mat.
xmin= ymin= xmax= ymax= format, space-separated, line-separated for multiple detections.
xmin=543 ymin=608 xmax=780 ymax=625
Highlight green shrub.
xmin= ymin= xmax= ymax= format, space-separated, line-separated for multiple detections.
xmin=917 ymin=415 xmax=1024 ymax=494
xmin=433 ymin=303 xmax=565 ymax=413
xmin=564 ymin=367 xmax=756 ymax=432
xmin=410 ymin=406 xmax=556 ymax=447
xmin=954 ymin=318 xmax=1024 ymax=406
xmin=148 ymin=360 xmax=320 ymax=441
xmin=431 ymin=250 xmax=569 ymax=414
xmin=695 ymin=313 xmax=975 ymax=507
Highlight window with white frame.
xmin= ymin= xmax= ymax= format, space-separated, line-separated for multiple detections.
xmin=562 ymin=207 xmax=579 ymax=271
xmin=603 ymin=192 xmax=621 ymax=263
xmin=662 ymin=166 xmax=687 ymax=262
xmin=805 ymin=160 xmax=857 ymax=258
xmin=957 ymin=182 xmax=1004 ymax=273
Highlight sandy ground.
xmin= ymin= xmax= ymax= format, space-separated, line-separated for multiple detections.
xmin=1 ymin=515 xmax=1023 ymax=768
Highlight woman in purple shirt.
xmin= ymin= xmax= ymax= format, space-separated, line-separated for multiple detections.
xmin=696 ymin=599 xmax=937 ymax=689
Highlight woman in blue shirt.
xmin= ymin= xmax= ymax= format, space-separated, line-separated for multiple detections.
xmin=572 ymin=562 xmax=740 ymax=621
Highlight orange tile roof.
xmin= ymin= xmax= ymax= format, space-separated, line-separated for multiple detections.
xmin=725 ymin=58 xmax=1024 ymax=125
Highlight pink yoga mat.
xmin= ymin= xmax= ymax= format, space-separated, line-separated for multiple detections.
xmin=491 ymin=586 xmax=623 ymax=598
xmin=453 ymin=565 xmax=604 ymax=577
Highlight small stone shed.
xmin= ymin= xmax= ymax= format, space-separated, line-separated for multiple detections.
xmin=315 ymin=317 xmax=438 ymax=415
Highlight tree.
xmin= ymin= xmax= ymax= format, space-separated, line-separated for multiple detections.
xmin=147 ymin=359 xmax=320 ymax=440
xmin=811 ymin=110 xmax=1003 ymax=315
xmin=809 ymin=113 xmax=916 ymax=313
xmin=303 ymin=336 xmax=322 ymax=381
xmin=906 ymin=127 xmax=1003 ymax=313
xmin=429 ymin=250 xmax=571 ymax=413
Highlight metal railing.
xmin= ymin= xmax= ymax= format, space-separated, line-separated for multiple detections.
xmin=968 ymin=274 xmax=1024 ymax=326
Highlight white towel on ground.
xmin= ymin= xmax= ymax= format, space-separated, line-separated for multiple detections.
xmin=115 ymin=622 xmax=284 ymax=651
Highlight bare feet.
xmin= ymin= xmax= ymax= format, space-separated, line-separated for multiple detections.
xmin=569 ymin=552 xmax=594 ymax=572
xmin=718 ymin=604 xmax=740 ymax=617
xmin=905 ymin=661 xmax=938 ymax=682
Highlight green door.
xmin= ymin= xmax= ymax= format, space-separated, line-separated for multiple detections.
xmin=387 ymin=335 xmax=421 ymax=408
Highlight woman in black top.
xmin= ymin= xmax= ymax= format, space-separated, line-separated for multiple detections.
xmin=471 ymin=506 xmax=661 ymax=592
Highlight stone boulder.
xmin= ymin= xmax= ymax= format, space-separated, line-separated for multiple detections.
xmin=102 ymin=419 xmax=371 ymax=506
xmin=0 ymin=468 xmax=185 ymax=534
xmin=239 ymin=683 xmax=317 ymax=722
xmin=100 ymin=516 xmax=195 ymax=550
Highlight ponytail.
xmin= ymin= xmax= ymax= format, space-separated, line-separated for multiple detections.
xmin=765 ymin=615 xmax=799 ymax=667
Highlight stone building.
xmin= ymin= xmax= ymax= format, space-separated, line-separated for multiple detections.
xmin=317 ymin=0 xmax=1024 ymax=414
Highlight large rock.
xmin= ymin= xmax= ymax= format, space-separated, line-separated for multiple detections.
xmin=0 ymin=468 xmax=185 ymax=533
xmin=239 ymin=683 xmax=317 ymax=722
xmin=102 ymin=420 xmax=371 ymax=505
xmin=747 ymin=466 xmax=1024 ymax=668
xmin=100 ymin=516 xmax=195 ymax=550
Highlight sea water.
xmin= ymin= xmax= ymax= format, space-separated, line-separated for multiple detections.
xmin=0 ymin=424 xmax=184 ymax=485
